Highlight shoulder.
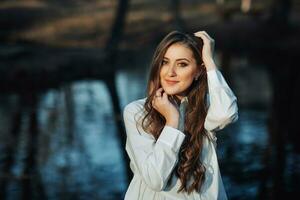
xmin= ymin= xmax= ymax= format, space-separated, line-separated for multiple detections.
xmin=123 ymin=98 xmax=155 ymax=139
xmin=123 ymin=97 xmax=147 ymax=118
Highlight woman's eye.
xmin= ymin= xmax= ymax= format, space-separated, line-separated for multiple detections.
xmin=162 ymin=60 xmax=168 ymax=65
xmin=178 ymin=63 xmax=188 ymax=67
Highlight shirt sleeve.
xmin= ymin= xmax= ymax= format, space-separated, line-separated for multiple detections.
xmin=123 ymin=102 xmax=185 ymax=191
xmin=204 ymin=69 xmax=239 ymax=132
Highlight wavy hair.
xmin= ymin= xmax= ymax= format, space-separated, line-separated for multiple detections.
xmin=141 ymin=31 xmax=208 ymax=193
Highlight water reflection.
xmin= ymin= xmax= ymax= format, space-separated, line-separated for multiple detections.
xmin=218 ymin=109 xmax=268 ymax=200
xmin=0 ymin=66 xmax=299 ymax=200
xmin=0 ymin=83 xmax=125 ymax=199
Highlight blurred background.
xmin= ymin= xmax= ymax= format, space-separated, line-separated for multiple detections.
xmin=0 ymin=0 xmax=299 ymax=199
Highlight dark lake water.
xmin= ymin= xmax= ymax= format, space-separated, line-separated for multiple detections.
xmin=0 ymin=64 xmax=296 ymax=200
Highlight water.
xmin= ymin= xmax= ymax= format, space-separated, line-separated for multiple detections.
xmin=0 ymin=66 xmax=294 ymax=200
xmin=217 ymin=109 xmax=269 ymax=199
xmin=0 ymin=66 xmax=149 ymax=200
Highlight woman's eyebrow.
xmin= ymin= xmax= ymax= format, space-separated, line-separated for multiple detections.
xmin=163 ymin=57 xmax=190 ymax=62
xmin=176 ymin=58 xmax=190 ymax=62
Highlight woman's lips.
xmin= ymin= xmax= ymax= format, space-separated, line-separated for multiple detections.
xmin=165 ymin=80 xmax=179 ymax=85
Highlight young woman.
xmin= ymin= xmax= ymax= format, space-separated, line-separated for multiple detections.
xmin=123 ymin=30 xmax=238 ymax=200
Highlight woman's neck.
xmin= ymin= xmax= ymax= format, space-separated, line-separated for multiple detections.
xmin=172 ymin=95 xmax=184 ymax=106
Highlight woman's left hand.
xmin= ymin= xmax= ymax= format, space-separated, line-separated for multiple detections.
xmin=194 ymin=31 xmax=217 ymax=71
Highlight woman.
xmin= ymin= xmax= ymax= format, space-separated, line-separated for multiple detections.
xmin=123 ymin=30 xmax=238 ymax=200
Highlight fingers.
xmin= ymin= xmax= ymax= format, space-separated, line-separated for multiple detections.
xmin=194 ymin=31 xmax=210 ymax=39
xmin=152 ymin=88 xmax=164 ymax=108
xmin=162 ymin=92 xmax=168 ymax=100
xmin=155 ymin=88 xmax=163 ymax=97
xmin=194 ymin=31 xmax=214 ymax=42
xmin=154 ymin=88 xmax=166 ymax=102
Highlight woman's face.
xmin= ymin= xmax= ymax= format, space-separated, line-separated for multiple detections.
xmin=159 ymin=43 xmax=199 ymax=99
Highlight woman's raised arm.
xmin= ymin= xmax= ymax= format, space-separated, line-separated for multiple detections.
xmin=204 ymin=69 xmax=238 ymax=132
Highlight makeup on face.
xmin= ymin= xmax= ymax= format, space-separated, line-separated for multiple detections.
xmin=159 ymin=43 xmax=199 ymax=97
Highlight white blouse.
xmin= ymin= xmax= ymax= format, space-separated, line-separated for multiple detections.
xmin=123 ymin=69 xmax=238 ymax=200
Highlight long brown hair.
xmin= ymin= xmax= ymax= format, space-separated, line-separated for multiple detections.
xmin=142 ymin=31 xmax=208 ymax=193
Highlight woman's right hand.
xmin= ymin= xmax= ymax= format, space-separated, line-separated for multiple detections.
xmin=152 ymin=88 xmax=179 ymax=129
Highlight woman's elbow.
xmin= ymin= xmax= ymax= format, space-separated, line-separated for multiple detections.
xmin=231 ymin=108 xmax=239 ymax=123
xmin=220 ymin=103 xmax=239 ymax=128
xmin=229 ymin=100 xmax=239 ymax=123
xmin=205 ymin=103 xmax=238 ymax=131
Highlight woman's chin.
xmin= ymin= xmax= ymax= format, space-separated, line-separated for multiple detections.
xmin=162 ymin=88 xmax=179 ymax=96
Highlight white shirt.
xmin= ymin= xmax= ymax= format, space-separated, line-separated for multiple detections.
xmin=123 ymin=69 xmax=238 ymax=200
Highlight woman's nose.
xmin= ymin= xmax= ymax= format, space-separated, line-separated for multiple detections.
xmin=167 ymin=65 xmax=176 ymax=77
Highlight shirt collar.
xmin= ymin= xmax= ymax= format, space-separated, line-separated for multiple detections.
xmin=180 ymin=96 xmax=188 ymax=104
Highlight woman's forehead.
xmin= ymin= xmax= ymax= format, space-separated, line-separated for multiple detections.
xmin=164 ymin=43 xmax=194 ymax=60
